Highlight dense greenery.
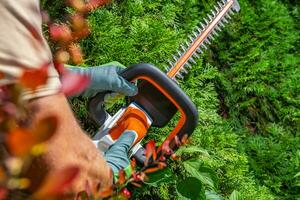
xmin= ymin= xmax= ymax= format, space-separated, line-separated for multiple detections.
xmin=43 ymin=0 xmax=300 ymax=199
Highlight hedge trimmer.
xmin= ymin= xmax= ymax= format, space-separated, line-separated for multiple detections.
xmin=88 ymin=0 xmax=240 ymax=165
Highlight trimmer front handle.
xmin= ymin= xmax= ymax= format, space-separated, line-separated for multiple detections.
xmin=88 ymin=63 xmax=198 ymax=164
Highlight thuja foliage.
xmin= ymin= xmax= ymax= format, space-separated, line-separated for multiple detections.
xmin=43 ymin=0 xmax=300 ymax=199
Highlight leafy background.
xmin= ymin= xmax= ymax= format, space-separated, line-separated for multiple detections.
xmin=42 ymin=0 xmax=300 ymax=199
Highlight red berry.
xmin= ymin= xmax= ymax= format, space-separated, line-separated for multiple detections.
xmin=121 ymin=188 xmax=131 ymax=199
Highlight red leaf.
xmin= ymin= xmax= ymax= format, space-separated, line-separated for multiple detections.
xmin=131 ymin=182 xmax=142 ymax=188
xmin=143 ymin=166 xmax=160 ymax=174
xmin=171 ymin=153 xmax=180 ymax=161
xmin=181 ymin=134 xmax=189 ymax=145
xmin=161 ymin=140 xmax=172 ymax=155
xmin=49 ymin=24 xmax=72 ymax=43
xmin=130 ymin=158 xmax=136 ymax=170
xmin=34 ymin=166 xmax=80 ymax=198
xmin=0 ymin=72 xmax=5 ymax=79
xmin=0 ymin=187 xmax=7 ymax=200
xmin=6 ymin=116 xmax=58 ymax=156
xmin=117 ymin=169 xmax=125 ymax=185
xmin=60 ymin=71 xmax=90 ymax=96
xmin=19 ymin=63 xmax=49 ymax=90
xmin=174 ymin=135 xmax=181 ymax=147
xmin=71 ymin=14 xmax=87 ymax=31
xmin=120 ymin=188 xmax=131 ymax=199
xmin=145 ymin=140 xmax=156 ymax=164
xmin=68 ymin=0 xmax=86 ymax=12
xmin=158 ymin=155 xmax=166 ymax=162
xmin=133 ymin=172 xmax=145 ymax=182
xmin=85 ymin=0 xmax=109 ymax=11
xmin=72 ymin=27 xmax=91 ymax=41
xmin=98 ymin=187 xmax=113 ymax=198
xmin=54 ymin=62 xmax=67 ymax=75
xmin=55 ymin=50 xmax=70 ymax=64
xmin=158 ymin=162 xmax=167 ymax=169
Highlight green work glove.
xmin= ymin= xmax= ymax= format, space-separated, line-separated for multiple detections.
xmin=67 ymin=61 xmax=137 ymax=98
xmin=104 ymin=131 xmax=136 ymax=182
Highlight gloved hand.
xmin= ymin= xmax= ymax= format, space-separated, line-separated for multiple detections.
xmin=66 ymin=61 xmax=137 ymax=98
xmin=104 ymin=131 xmax=137 ymax=181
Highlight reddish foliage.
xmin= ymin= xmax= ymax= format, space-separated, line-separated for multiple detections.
xmin=49 ymin=24 xmax=72 ymax=43
xmin=19 ymin=63 xmax=49 ymax=90
xmin=34 ymin=166 xmax=80 ymax=198
xmin=171 ymin=153 xmax=180 ymax=161
xmin=118 ymin=170 xmax=126 ymax=185
xmin=67 ymin=0 xmax=86 ymax=13
xmin=145 ymin=140 xmax=156 ymax=164
xmin=130 ymin=158 xmax=136 ymax=170
xmin=131 ymin=182 xmax=142 ymax=188
xmin=55 ymin=50 xmax=70 ymax=64
xmin=98 ymin=186 xmax=113 ymax=198
xmin=71 ymin=14 xmax=87 ymax=31
xmin=143 ymin=166 xmax=161 ymax=174
xmin=6 ymin=116 xmax=58 ymax=156
xmin=0 ymin=72 xmax=5 ymax=79
xmin=181 ymin=134 xmax=189 ymax=145
xmin=120 ymin=188 xmax=131 ymax=199
xmin=0 ymin=187 xmax=7 ymax=200
xmin=161 ymin=140 xmax=172 ymax=155
xmin=69 ymin=43 xmax=83 ymax=64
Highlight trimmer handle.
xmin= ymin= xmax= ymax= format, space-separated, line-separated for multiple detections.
xmin=88 ymin=63 xmax=198 ymax=163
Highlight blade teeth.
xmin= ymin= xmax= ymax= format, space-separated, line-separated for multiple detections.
xmin=173 ymin=55 xmax=178 ymax=62
xmin=164 ymin=65 xmax=170 ymax=72
xmin=208 ymin=14 xmax=213 ymax=22
xmin=229 ymin=8 xmax=234 ymax=15
xmin=193 ymin=52 xmax=200 ymax=59
xmin=168 ymin=60 xmax=174 ymax=67
xmin=209 ymin=34 xmax=215 ymax=41
xmin=201 ymin=22 xmax=206 ymax=30
xmin=215 ymin=25 xmax=222 ymax=32
xmin=211 ymin=9 xmax=216 ymax=17
xmin=222 ymin=17 xmax=229 ymax=23
xmin=193 ymin=31 xmax=198 ymax=37
xmin=222 ymin=0 xmax=227 ymax=5
xmin=185 ymin=62 xmax=192 ymax=69
xmin=181 ymin=44 xmax=187 ymax=52
xmin=197 ymin=48 xmax=203 ymax=54
xmin=201 ymin=43 xmax=208 ymax=50
xmin=185 ymin=41 xmax=190 ymax=46
xmin=205 ymin=39 xmax=211 ymax=45
xmin=214 ymin=5 xmax=220 ymax=13
xmin=189 ymin=57 xmax=197 ymax=65
xmin=189 ymin=35 xmax=194 ymax=43
xmin=177 ymin=50 xmax=182 ymax=57
xmin=212 ymin=30 xmax=219 ymax=36
xmin=172 ymin=77 xmax=179 ymax=84
xmin=225 ymin=13 xmax=232 ymax=19
xmin=180 ymin=67 xmax=188 ymax=74
xmin=219 ymin=21 xmax=225 ymax=28
xmin=217 ymin=1 xmax=223 ymax=8
xmin=197 ymin=27 xmax=202 ymax=33
xmin=176 ymin=72 xmax=184 ymax=79
xmin=204 ymin=18 xmax=209 ymax=25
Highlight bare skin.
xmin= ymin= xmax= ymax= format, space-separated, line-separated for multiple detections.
xmin=25 ymin=93 xmax=112 ymax=195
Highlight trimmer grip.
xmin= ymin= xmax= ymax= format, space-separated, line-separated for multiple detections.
xmin=88 ymin=63 xmax=198 ymax=164
xmin=121 ymin=63 xmax=198 ymax=152
xmin=88 ymin=92 xmax=109 ymax=127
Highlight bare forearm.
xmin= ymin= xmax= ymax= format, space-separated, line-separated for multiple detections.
xmin=26 ymin=93 xmax=112 ymax=194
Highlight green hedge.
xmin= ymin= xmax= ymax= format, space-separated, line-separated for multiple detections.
xmin=42 ymin=0 xmax=300 ymax=199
